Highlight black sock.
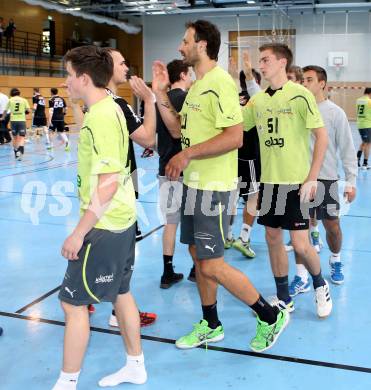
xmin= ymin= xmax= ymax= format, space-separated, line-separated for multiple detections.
xmin=19 ymin=146 xmax=24 ymax=154
xmin=357 ymin=150 xmax=362 ymax=159
xmin=163 ymin=255 xmax=174 ymax=275
xmin=364 ymin=158 xmax=368 ymax=166
xmin=112 ymin=309 xmax=116 ymax=316
xmin=14 ymin=147 xmax=18 ymax=156
xmin=310 ymin=270 xmax=325 ymax=289
xmin=250 ymin=296 xmax=279 ymax=325
xmin=274 ymin=276 xmax=290 ymax=302
xmin=202 ymin=302 xmax=220 ymax=329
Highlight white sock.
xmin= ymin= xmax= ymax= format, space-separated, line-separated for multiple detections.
xmin=240 ymin=223 xmax=252 ymax=242
xmin=45 ymin=129 xmax=50 ymax=144
xmin=52 ymin=370 xmax=80 ymax=390
xmin=330 ymin=252 xmax=341 ymax=264
xmin=99 ymin=353 xmax=147 ymax=387
xmin=310 ymin=224 xmax=319 ymax=234
xmin=296 ymin=264 xmax=309 ymax=282
xmin=227 ymin=224 xmax=233 ymax=240
xmin=60 ymin=133 xmax=69 ymax=144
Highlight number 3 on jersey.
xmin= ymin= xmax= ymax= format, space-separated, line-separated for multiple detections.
xmin=358 ymin=105 xmax=365 ymax=117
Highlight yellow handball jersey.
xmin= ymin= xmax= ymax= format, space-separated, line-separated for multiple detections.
xmin=356 ymin=95 xmax=371 ymax=129
xmin=179 ymin=66 xmax=243 ymax=192
xmin=77 ymin=96 xmax=136 ymax=231
xmin=6 ymin=96 xmax=30 ymax=122
xmin=242 ymin=80 xmax=324 ymax=184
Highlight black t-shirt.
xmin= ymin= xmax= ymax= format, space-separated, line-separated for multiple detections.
xmin=33 ymin=94 xmax=46 ymax=118
xmin=106 ymin=89 xmax=142 ymax=175
xmin=156 ymin=88 xmax=187 ymax=176
xmin=239 ymin=90 xmax=260 ymax=162
xmin=49 ymin=96 xmax=66 ymax=121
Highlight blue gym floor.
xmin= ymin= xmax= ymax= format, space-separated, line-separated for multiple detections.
xmin=0 ymin=124 xmax=370 ymax=390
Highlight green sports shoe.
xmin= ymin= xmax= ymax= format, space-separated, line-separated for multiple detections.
xmin=224 ymin=236 xmax=235 ymax=249
xmin=175 ymin=320 xmax=224 ymax=349
xmin=232 ymin=238 xmax=256 ymax=258
xmin=65 ymin=144 xmax=71 ymax=151
xmin=250 ymin=310 xmax=289 ymax=352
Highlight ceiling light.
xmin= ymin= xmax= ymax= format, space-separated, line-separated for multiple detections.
xmin=247 ymin=0 xmax=255 ymax=4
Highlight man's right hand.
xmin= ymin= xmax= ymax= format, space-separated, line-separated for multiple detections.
xmin=152 ymin=61 xmax=170 ymax=93
xmin=242 ymin=50 xmax=254 ymax=81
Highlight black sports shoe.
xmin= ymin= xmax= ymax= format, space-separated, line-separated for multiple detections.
xmin=187 ymin=265 xmax=196 ymax=283
xmin=160 ymin=272 xmax=184 ymax=289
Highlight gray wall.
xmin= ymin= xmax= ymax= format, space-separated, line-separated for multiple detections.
xmin=142 ymin=11 xmax=371 ymax=82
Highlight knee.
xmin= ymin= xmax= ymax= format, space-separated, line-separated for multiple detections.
xmin=325 ymin=220 xmax=341 ymax=236
xmin=292 ymin=241 xmax=311 ymax=258
xmin=198 ymin=260 xmax=218 ymax=279
xmin=61 ymin=301 xmax=86 ymax=317
xmin=265 ymin=230 xmax=282 ymax=246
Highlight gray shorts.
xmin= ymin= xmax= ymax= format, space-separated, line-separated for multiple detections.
xmin=309 ymin=179 xmax=340 ymax=220
xmin=180 ymin=185 xmax=236 ymax=260
xmin=59 ymin=224 xmax=136 ymax=306
xmin=158 ymin=176 xmax=183 ymax=225
xmin=359 ymin=128 xmax=371 ymax=143
xmin=11 ymin=121 xmax=26 ymax=136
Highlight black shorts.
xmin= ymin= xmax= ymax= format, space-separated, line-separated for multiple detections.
xmin=238 ymin=158 xmax=261 ymax=201
xmin=10 ymin=121 xmax=26 ymax=137
xmin=49 ymin=120 xmax=65 ymax=132
xmin=359 ymin=128 xmax=371 ymax=143
xmin=180 ymin=185 xmax=236 ymax=260
xmin=309 ymin=179 xmax=340 ymax=220
xmin=58 ymin=224 xmax=136 ymax=306
xmin=33 ymin=117 xmax=47 ymax=127
xmin=257 ymin=183 xmax=309 ymax=230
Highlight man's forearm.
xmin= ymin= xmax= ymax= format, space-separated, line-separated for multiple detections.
xmin=141 ymin=97 xmax=156 ymax=147
xmin=73 ymin=180 xmax=118 ymax=237
xmin=155 ymin=90 xmax=181 ymax=138
xmin=185 ymin=124 xmax=242 ymax=160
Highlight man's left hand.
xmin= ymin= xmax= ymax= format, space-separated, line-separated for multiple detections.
xmin=300 ymin=178 xmax=318 ymax=203
xmin=61 ymin=232 xmax=84 ymax=260
xmin=165 ymin=150 xmax=190 ymax=181
xmin=344 ymin=186 xmax=356 ymax=203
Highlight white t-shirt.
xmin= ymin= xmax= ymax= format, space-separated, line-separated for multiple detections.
xmin=0 ymin=92 xmax=9 ymax=115
xmin=310 ymin=99 xmax=357 ymax=186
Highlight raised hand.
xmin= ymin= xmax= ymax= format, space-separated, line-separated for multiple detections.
xmin=129 ymin=76 xmax=154 ymax=103
xmin=228 ymin=56 xmax=238 ymax=79
xmin=242 ymin=50 xmax=253 ymax=80
xmin=152 ymin=60 xmax=170 ymax=93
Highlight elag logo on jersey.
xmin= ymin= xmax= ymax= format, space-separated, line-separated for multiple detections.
xmin=265 ymin=137 xmax=285 ymax=148
xmin=277 ymin=108 xmax=293 ymax=115
xmin=187 ymin=102 xmax=201 ymax=112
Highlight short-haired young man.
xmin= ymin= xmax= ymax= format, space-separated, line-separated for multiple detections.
xmin=103 ymin=47 xmax=158 ymax=328
xmin=49 ymin=87 xmax=69 ymax=151
xmin=52 ymin=45 xmax=146 ymax=390
xmin=288 ymin=65 xmax=357 ymax=294
xmin=356 ymin=87 xmax=371 ymax=169
xmin=153 ymin=20 xmax=289 ymax=353
xmin=243 ymin=43 xmax=333 ymax=318
xmin=32 ymin=87 xmax=48 ymax=141
xmin=1 ymin=88 xmax=30 ymax=160
xmin=157 ymin=59 xmax=192 ymax=288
